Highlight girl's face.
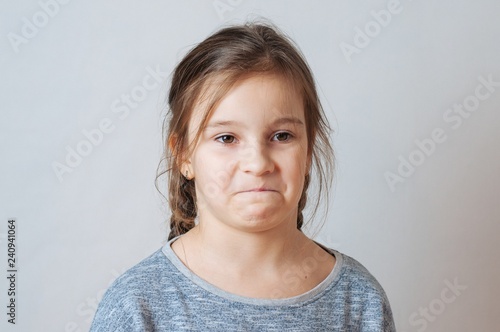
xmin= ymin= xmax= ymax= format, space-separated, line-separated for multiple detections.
xmin=185 ymin=74 xmax=309 ymax=234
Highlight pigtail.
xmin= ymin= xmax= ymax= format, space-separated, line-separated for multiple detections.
xmin=296 ymin=174 xmax=310 ymax=230
xmin=167 ymin=171 xmax=197 ymax=241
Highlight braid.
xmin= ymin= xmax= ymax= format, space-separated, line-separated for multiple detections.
xmin=167 ymin=172 xmax=197 ymax=241
xmin=296 ymin=174 xmax=310 ymax=230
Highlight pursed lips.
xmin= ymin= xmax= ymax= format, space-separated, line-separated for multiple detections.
xmin=239 ymin=187 xmax=277 ymax=193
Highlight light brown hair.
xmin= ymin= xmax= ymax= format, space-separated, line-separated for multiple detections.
xmin=156 ymin=22 xmax=335 ymax=241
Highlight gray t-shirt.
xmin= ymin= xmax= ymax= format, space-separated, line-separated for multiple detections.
xmin=90 ymin=237 xmax=395 ymax=331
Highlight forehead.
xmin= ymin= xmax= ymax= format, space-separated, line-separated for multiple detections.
xmin=192 ymin=74 xmax=304 ymax=130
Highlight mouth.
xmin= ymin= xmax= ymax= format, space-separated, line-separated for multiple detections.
xmin=240 ymin=187 xmax=277 ymax=193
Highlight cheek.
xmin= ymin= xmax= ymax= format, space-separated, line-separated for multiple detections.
xmin=193 ymin=148 xmax=236 ymax=192
xmin=284 ymin=147 xmax=308 ymax=172
xmin=281 ymin=149 xmax=308 ymax=193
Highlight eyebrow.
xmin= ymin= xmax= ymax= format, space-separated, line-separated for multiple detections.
xmin=204 ymin=116 xmax=304 ymax=130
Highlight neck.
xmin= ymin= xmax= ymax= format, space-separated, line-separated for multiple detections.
xmin=179 ymin=214 xmax=312 ymax=276
xmin=170 ymin=213 xmax=336 ymax=299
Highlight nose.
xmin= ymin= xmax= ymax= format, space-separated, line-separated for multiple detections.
xmin=238 ymin=142 xmax=275 ymax=176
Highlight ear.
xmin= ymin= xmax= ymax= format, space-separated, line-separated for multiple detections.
xmin=180 ymin=159 xmax=194 ymax=180
xmin=169 ymin=134 xmax=195 ymax=179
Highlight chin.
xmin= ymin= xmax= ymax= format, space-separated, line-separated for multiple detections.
xmin=236 ymin=211 xmax=289 ymax=232
xmin=236 ymin=222 xmax=282 ymax=234
xmin=238 ymin=205 xmax=274 ymax=221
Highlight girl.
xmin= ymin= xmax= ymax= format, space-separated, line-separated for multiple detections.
xmin=91 ymin=22 xmax=395 ymax=331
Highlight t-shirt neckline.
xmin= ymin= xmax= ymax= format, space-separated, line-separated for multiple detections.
xmin=161 ymin=235 xmax=344 ymax=306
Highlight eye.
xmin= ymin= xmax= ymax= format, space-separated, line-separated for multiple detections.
xmin=215 ymin=135 xmax=236 ymax=144
xmin=272 ymin=132 xmax=292 ymax=142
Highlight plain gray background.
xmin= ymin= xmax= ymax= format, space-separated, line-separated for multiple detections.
xmin=1 ymin=0 xmax=499 ymax=331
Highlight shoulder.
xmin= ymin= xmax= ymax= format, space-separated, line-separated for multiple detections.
xmin=335 ymin=251 xmax=387 ymax=293
xmin=89 ymin=248 xmax=175 ymax=331
xmin=103 ymin=248 xmax=169 ymax=298
xmin=329 ymin=250 xmax=396 ymax=331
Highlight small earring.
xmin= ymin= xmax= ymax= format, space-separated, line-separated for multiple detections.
xmin=185 ymin=170 xmax=189 ymax=179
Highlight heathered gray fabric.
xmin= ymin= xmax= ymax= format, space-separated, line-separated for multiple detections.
xmin=90 ymin=237 xmax=395 ymax=331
